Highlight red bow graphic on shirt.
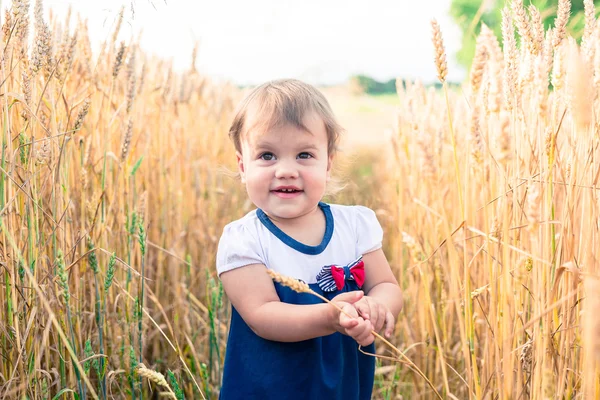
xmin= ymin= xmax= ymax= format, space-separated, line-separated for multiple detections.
xmin=316 ymin=257 xmax=365 ymax=292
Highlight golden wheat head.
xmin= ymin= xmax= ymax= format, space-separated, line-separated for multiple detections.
xmin=135 ymin=364 xmax=177 ymax=399
xmin=266 ymin=269 xmax=312 ymax=294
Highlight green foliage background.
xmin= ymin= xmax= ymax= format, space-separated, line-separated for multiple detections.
xmin=351 ymin=75 xmax=399 ymax=94
xmin=450 ymin=0 xmax=589 ymax=68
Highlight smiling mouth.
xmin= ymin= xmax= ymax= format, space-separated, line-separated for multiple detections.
xmin=274 ymin=188 xmax=301 ymax=192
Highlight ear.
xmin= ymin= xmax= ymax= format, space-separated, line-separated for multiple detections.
xmin=326 ymin=153 xmax=334 ymax=180
xmin=236 ymin=151 xmax=246 ymax=183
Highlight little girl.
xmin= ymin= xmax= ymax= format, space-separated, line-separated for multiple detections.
xmin=216 ymin=79 xmax=403 ymax=399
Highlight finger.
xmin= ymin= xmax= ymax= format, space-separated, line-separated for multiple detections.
xmin=335 ymin=290 xmax=364 ymax=304
xmin=384 ymin=311 xmax=396 ymax=338
xmin=341 ymin=303 xmax=358 ymax=318
xmin=339 ymin=312 xmax=358 ymax=328
xmin=341 ymin=319 xmax=358 ymax=330
xmin=355 ymin=300 xmax=371 ymax=320
xmin=359 ymin=320 xmax=373 ymax=339
xmin=340 ymin=314 xmax=358 ymax=330
xmin=346 ymin=317 xmax=367 ymax=337
xmin=375 ymin=306 xmax=386 ymax=332
xmin=356 ymin=322 xmax=375 ymax=346
xmin=339 ymin=304 xmax=359 ymax=329
xmin=362 ymin=299 xmax=378 ymax=330
xmin=366 ymin=309 xmax=377 ymax=332
xmin=359 ymin=333 xmax=375 ymax=347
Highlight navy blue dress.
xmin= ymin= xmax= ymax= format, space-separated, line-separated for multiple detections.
xmin=217 ymin=203 xmax=383 ymax=400
xmin=219 ymin=281 xmax=375 ymax=399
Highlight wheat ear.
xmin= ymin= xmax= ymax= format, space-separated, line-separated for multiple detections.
xmin=553 ymin=0 xmax=571 ymax=49
xmin=266 ymin=269 xmax=443 ymax=400
xmin=135 ymin=363 xmax=177 ymax=399
xmin=430 ymin=19 xmax=447 ymax=84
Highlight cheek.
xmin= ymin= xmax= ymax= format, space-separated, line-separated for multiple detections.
xmin=245 ymin=167 xmax=270 ymax=188
xmin=305 ymin=167 xmax=328 ymax=186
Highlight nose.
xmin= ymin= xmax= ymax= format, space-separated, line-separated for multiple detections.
xmin=274 ymin=159 xmax=299 ymax=179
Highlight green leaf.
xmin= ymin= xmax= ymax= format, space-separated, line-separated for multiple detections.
xmin=51 ymin=388 xmax=77 ymax=400
xmin=99 ymin=355 xmax=108 ymax=379
xmin=130 ymin=155 xmax=144 ymax=176
xmin=28 ymin=350 xmax=35 ymax=375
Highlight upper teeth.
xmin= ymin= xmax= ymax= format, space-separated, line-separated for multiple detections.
xmin=280 ymin=189 xmax=295 ymax=192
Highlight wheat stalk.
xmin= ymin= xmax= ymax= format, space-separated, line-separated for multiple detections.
xmin=594 ymin=34 xmax=600 ymax=96
xmin=136 ymin=364 xmax=177 ymax=399
xmin=31 ymin=19 xmax=52 ymax=77
xmin=110 ymin=6 xmax=124 ymax=48
xmin=528 ymin=5 xmax=544 ymax=56
xmin=512 ymin=0 xmax=532 ymax=53
xmin=73 ymin=98 xmax=90 ymax=133
xmin=526 ymin=180 xmax=541 ymax=230
xmin=470 ymin=106 xmax=483 ymax=168
xmin=113 ymin=41 xmax=126 ymax=78
xmin=534 ymin=51 xmax=550 ymax=119
xmin=502 ymin=7 xmax=518 ymax=111
xmin=431 ymin=19 xmax=447 ymax=84
xmin=126 ymin=48 xmax=137 ymax=113
xmin=567 ymin=40 xmax=593 ymax=131
xmin=12 ymin=0 xmax=30 ymax=44
xmin=584 ymin=0 xmax=596 ymax=40
xmin=553 ymin=0 xmax=571 ymax=49
xmin=470 ymin=29 xmax=488 ymax=97
xmin=481 ymin=23 xmax=503 ymax=113
xmin=266 ymin=269 xmax=443 ymax=400
xmin=120 ymin=118 xmax=133 ymax=162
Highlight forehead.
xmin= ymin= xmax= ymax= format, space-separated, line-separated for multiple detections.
xmin=243 ymin=109 xmax=327 ymax=147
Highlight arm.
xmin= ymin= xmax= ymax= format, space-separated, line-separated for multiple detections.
xmin=220 ymin=263 xmax=363 ymax=342
xmin=353 ymin=248 xmax=403 ymax=338
xmin=362 ymin=248 xmax=403 ymax=317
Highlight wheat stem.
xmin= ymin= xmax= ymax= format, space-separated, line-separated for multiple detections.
xmin=266 ymin=269 xmax=443 ymax=400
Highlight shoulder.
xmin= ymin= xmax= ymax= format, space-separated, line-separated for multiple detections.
xmin=217 ymin=209 xmax=267 ymax=275
xmin=328 ymin=203 xmax=383 ymax=254
xmin=328 ymin=203 xmax=378 ymax=226
xmin=220 ymin=209 xmax=262 ymax=239
xmin=217 ymin=209 xmax=265 ymax=253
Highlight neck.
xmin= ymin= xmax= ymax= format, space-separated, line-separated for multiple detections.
xmin=265 ymin=203 xmax=323 ymax=228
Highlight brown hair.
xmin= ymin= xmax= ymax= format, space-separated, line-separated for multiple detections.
xmin=228 ymin=79 xmax=343 ymax=155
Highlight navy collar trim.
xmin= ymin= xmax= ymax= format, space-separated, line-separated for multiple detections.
xmin=256 ymin=202 xmax=333 ymax=255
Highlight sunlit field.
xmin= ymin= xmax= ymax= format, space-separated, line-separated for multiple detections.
xmin=1 ymin=1 xmax=599 ymax=399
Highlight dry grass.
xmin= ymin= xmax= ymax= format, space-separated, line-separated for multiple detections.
xmin=0 ymin=1 xmax=599 ymax=399
xmin=0 ymin=3 xmax=239 ymax=399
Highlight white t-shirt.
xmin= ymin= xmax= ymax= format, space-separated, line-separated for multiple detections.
xmin=216 ymin=202 xmax=383 ymax=284
xmin=216 ymin=202 xmax=384 ymax=398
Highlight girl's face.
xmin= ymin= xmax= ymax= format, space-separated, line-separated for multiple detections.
xmin=237 ymin=111 xmax=333 ymax=223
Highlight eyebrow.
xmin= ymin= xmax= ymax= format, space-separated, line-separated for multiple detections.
xmin=254 ymin=141 xmax=319 ymax=151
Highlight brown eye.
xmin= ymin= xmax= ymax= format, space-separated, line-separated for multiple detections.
xmin=298 ymin=152 xmax=312 ymax=159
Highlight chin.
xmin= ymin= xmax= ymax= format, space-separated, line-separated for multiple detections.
xmin=261 ymin=203 xmax=302 ymax=218
xmin=267 ymin=208 xmax=302 ymax=220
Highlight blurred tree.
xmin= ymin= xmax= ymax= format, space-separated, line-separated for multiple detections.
xmin=350 ymin=75 xmax=398 ymax=94
xmin=450 ymin=0 xmax=589 ymax=68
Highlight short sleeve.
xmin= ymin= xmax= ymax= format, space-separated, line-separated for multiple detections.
xmin=216 ymin=222 xmax=265 ymax=276
xmin=355 ymin=206 xmax=383 ymax=255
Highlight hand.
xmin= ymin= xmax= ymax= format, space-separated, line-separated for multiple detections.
xmin=339 ymin=302 xmax=375 ymax=346
xmin=329 ymin=291 xmax=375 ymax=346
xmin=353 ymin=295 xmax=395 ymax=338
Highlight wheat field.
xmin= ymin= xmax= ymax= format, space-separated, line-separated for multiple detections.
xmin=0 ymin=0 xmax=599 ymax=399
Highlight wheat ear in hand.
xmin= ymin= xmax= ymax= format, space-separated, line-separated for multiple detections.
xmin=266 ymin=269 xmax=442 ymax=400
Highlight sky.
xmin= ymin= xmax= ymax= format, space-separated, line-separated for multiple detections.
xmin=4 ymin=0 xmax=466 ymax=86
